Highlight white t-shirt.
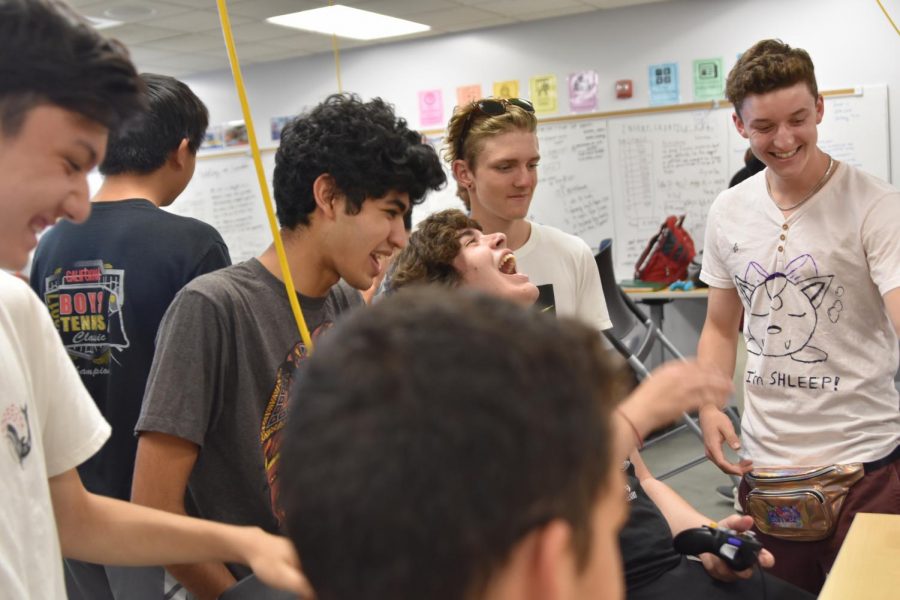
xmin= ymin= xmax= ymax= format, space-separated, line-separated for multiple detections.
xmin=516 ymin=221 xmax=612 ymax=331
xmin=701 ymin=163 xmax=900 ymax=465
xmin=0 ymin=272 xmax=110 ymax=598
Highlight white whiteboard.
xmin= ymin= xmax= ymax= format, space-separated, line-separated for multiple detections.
xmin=163 ymin=85 xmax=889 ymax=279
xmin=167 ymin=154 xmax=272 ymax=264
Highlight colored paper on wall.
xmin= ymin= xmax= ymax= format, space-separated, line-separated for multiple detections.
xmin=224 ymin=120 xmax=248 ymax=147
xmin=530 ymin=74 xmax=558 ymax=114
xmin=418 ymin=89 xmax=444 ymax=127
xmin=693 ymin=58 xmax=724 ymax=100
xmin=648 ymin=62 xmax=679 ymax=106
xmin=270 ymin=115 xmax=295 ymax=141
xmin=568 ymin=70 xmax=599 ymax=113
xmin=493 ymin=80 xmax=519 ymax=99
xmin=201 ymin=125 xmax=224 ymax=151
xmin=456 ymin=84 xmax=482 ymax=107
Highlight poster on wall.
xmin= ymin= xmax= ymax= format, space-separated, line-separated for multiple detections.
xmin=529 ymin=74 xmax=558 ymax=114
xmin=201 ymin=125 xmax=224 ymax=151
xmin=693 ymin=58 xmax=724 ymax=100
xmin=418 ymin=89 xmax=444 ymax=127
xmin=224 ymin=120 xmax=248 ymax=147
xmin=270 ymin=115 xmax=295 ymax=141
xmin=568 ymin=70 xmax=599 ymax=113
xmin=456 ymin=84 xmax=482 ymax=108
xmin=493 ymin=79 xmax=519 ymax=99
xmin=648 ymin=62 xmax=679 ymax=106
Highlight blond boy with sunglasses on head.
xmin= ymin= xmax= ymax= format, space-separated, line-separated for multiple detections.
xmin=445 ymin=98 xmax=611 ymax=331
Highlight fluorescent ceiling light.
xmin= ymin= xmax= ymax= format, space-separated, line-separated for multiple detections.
xmin=86 ymin=16 xmax=123 ymax=30
xmin=267 ymin=5 xmax=430 ymax=41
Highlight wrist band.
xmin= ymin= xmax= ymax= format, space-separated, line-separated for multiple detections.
xmin=617 ymin=408 xmax=644 ymax=449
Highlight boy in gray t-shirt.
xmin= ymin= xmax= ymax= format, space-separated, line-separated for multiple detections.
xmin=133 ymin=94 xmax=446 ymax=599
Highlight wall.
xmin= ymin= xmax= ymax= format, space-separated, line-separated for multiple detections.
xmin=184 ymin=0 xmax=899 ymax=183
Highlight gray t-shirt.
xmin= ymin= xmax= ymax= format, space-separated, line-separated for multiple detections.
xmin=137 ymin=259 xmax=362 ymax=548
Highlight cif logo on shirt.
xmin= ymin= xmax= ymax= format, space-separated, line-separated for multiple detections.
xmin=43 ymin=259 xmax=130 ymax=364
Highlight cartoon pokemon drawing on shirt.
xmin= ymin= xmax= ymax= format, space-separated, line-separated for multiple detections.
xmin=735 ymin=254 xmax=833 ymax=364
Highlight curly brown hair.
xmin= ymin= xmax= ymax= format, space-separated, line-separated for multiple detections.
xmin=726 ymin=39 xmax=818 ymax=118
xmin=390 ymin=209 xmax=482 ymax=290
xmin=443 ymin=100 xmax=537 ymax=210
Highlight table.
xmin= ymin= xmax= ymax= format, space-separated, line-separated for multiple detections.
xmin=818 ymin=512 xmax=900 ymax=600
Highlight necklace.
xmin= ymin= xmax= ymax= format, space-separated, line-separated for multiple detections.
xmin=765 ymin=154 xmax=836 ymax=212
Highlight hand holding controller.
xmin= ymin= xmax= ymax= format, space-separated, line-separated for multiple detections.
xmin=672 ymin=524 xmax=763 ymax=571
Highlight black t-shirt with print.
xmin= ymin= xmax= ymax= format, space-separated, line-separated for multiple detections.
xmin=30 ymin=199 xmax=230 ymax=500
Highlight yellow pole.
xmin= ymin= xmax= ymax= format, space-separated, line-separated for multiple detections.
xmin=876 ymin=0 xmax=900 ymax=36
xmin=215 ymin=0 xmax=313 ymax=352
xmin=328 ymin=0 xmax=343 ymax=91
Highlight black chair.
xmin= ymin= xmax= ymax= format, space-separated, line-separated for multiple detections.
xmin=218 ymin=575 xmax=300 ymax=600
xmin=596 ymin=239 xmax=740 ymax=484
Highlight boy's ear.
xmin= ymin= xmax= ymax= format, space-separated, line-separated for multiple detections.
xmin=732 ymin=111 xmax=749 ymax=139
xmin=312 ymin=173 xmax=338 ymax=219
xmin=452 ymin=159 xmax=474 ymax=189
xmin=169 ymin=138 xmax=192 ymax=170
xmin=493 ymin=519 xmax=575 ymax=600
xmin=815 ymin=93 xmax=825 ymax=124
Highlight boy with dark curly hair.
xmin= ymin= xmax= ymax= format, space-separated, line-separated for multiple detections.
xmin=132 ymin=94 xmax=446 ymax=598
xmin=697 ymin=39 xmax=900 ymax=594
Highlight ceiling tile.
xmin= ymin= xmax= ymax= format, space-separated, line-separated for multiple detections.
xmin=126 ymin=45 xmax=182 ymax=64
xmin=226 ymin=0 xmax=325 ymax=19
xmin=75 ymin=1 xmax=191 ymax=23
xmin=101 ymin=23 xmax=184 ymax=44
xmin=154 ymin=0 xmax=235 ymax=8
xmin=198 ymin=42 xmax=293 ymax=61
xmin=517 ymin=5 xmax=599 ymax=20
xmin=256 ymin=29 xmax=334 ymax=51
xmin=348 ymin=0 xmax=459 ymax=18
xmin=141 ymin=9 xmax=252 ymax=32
xmin=139 ymin=32 xmax=229 ymax=53
xmin=226 ymin=21 xmax=304 ymax=43
xmin=471 ymin=0 xmax=587 ymax=18
xmin=412 ymin=6 xmax=510 ymax=29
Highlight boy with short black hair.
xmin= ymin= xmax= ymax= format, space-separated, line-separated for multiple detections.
xmin=133 ymin=93 xmax=446 ymax=598
xmin=698 ymin=39 xmax=900 ymax=594
xmin=0 ymin=1 xmax=307 ymax=597
xmin=30 ymin=71 xmax=231 ymax=599
xmin=280 ymin=287 xmax=630 ymax=600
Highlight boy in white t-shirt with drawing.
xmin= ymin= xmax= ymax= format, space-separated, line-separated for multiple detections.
xmin=697 ymin=38 xmax=900 ymax=595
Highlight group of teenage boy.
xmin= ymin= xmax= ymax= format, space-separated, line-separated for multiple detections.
xmin=2 ymin=0 xmax=898 ymax=599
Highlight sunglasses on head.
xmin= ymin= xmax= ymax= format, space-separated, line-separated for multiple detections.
xmin=455 ymin=97 xmax=535 ymax=160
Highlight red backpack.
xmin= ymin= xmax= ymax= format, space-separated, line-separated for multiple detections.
xmin=634 ymin=215 xmax=696 ymax=284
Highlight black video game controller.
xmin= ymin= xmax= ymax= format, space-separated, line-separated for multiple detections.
xmin=673 ymin=524 xmax=763 ymax=571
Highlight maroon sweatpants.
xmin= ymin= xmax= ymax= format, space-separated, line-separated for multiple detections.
xmin=738 ymin=458 xmax=900 ymax=595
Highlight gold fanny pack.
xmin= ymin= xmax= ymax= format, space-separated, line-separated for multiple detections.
xmin=745 ymin=464 xmax=864 ymax=542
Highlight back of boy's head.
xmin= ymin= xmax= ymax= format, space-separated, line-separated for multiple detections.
xmin=272 ymin=93 xmax=446 ymax=229
xmin=391 ymin=209 xmax=483 ymax=290
xmin=0 ymin=0 xmax=143 ymax=137
xmin=726 ymin=39 xmax=818 ymax=118
xmin=100 ymin=73 xmax=208 ymax=176
xmin=279 ymin=287 xmax=625 ymax=600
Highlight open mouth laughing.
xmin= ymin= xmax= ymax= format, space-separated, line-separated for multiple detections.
xmin=499 ymin=252 xmax=517 ymax=275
